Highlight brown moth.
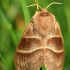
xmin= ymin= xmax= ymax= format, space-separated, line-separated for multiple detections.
xmin=14 ymin=1 xmax=64 ymax=70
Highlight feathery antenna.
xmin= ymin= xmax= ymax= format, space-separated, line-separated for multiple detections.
xmin=27 ymin=1 xmax=62 ymax=10
xmin=27 ymin=0 xmax=42 ymax=10
xmin=46 ymin=2 xmax=62 ymax=9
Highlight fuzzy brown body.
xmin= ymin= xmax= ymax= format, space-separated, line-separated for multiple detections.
xmin=14 ymin=9 xmax=64 ymax=70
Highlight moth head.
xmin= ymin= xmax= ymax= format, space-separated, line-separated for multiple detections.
xmin=39 ymin=9 xmax=50 ymax=17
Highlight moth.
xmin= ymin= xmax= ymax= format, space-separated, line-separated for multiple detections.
xmin=14 ymin=1 xmax=64 ymax=70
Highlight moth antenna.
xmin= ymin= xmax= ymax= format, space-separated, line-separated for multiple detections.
xmin=27 ymin=0 xmax=42 ymax=10
xmin=46 ymin=2 xmax=62 ymax=9
xmin=35 ymin=0 xmax=39 ymax=10
xmin=27 ymin=4 xmax=37 ymax=7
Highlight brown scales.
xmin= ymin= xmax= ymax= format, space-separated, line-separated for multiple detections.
xmin=14 ymin=9 xmax=64 ymax=70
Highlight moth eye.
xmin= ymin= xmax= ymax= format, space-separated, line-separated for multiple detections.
xmin=46 ymin=37 xmax=63 ymax=50
xmin=40 ymin=12 xmax=50 ymax=17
